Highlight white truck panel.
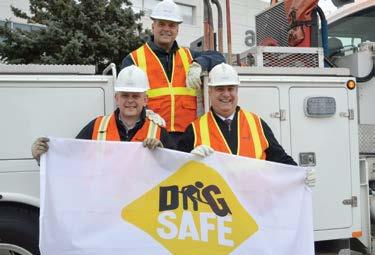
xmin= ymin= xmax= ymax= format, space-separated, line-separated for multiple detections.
xmin=0 ymin=74 xmax=115 ymax=211
xmin=238 ymin=70 xmax=361 ymax=243
xmin=0 ymin=87 xmax=105 ymax=160
xmin=237 ymin=86 xmax=281 ymax=141
xmin=289 ymin=87 xmax=352 ymax=230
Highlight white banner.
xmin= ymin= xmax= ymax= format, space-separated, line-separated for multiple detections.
xmin=40 ymin=138 xmax=314 ymax=255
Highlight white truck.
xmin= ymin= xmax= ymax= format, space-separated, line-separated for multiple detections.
xmin=0 ymin=1 xmax=374 ymax=255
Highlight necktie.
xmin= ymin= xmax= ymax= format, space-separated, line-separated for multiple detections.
xmin=225 ymin=118 xmax=232 ymax=132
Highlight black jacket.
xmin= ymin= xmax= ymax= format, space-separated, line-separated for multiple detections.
xmin=76 ymin=108 xmax=176 ymax=150
xmin=178 ymin=107 xmax=297 ymax=165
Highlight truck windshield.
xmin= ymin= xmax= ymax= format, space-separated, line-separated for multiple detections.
xmin=327 ymin=6 xmax=375 ymax=55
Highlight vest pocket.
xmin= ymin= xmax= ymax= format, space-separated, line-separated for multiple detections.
xmin=182 ymin=98 xmax=197 ymax=110
xmin=147 ymin=100 xmax=162 ymax=111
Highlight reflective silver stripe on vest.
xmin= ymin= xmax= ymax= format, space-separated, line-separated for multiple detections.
xmin=146 ymin=121 xmax=158 ymax=139
xmin=97 ymin=115 xmax=112 ymax=140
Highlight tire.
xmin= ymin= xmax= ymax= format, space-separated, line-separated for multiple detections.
xmin=0 ymin=205 xmax=39 ymax=255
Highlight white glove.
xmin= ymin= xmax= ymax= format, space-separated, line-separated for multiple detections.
xmin=143 ymin=138 xmax=163 ymax=150
xmin=146 ymin=109 xmax=166 ymax=127
xmin=191 ymin=145 xmax=214 ymax=157
xmin=305 ymin=168 xmax=316 ymax=188
xmin=31 ymin=137 xmax=49 ymax=164
xmin=186 ymin=62 xmax=202 ymax=90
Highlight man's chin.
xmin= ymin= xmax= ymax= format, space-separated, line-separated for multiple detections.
xmin=215 ymin=107 xmax=235 ymax=116
xmin=123 ymin=112 xmax=138 ymax=117
xmin=159 ymin=39 xmax=173 ymax=45
xmin=218 ymin=104 xmax=234 ymax=110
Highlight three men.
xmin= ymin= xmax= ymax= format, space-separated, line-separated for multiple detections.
xmin=121 ymin=0 xmax=225 ymax=139
xmin=31 ymin=65 xmax=175 ymax=163
xmin=33 ymin=1 xmax=313 ymax=185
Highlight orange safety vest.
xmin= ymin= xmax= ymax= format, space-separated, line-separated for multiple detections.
xmin=92 ymin=113 xmax=161 ymax=141
xmin=192 ymin=109 xmax=269 ymax=159
xmin=130 ymin=43 xmax=196 ymax=133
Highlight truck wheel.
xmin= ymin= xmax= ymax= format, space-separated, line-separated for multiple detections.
xmin=0 ymin=205 xmax=39 ymax=255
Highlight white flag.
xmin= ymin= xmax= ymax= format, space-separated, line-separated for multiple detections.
xmin=40 ymin=137 xmax=314 ymax=255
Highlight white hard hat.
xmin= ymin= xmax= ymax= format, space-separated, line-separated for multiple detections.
xmin=208 ymin=63 xmax=240 ymax=86
xmin=150 ymin=0 xmax=183 ymax=23
xmin=115 ymin=65 xmax=149 ymax=92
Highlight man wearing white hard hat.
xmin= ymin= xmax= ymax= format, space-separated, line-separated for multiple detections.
xmin=31 ymin=66 xmax=176 ymax=164
xmin=121 ymin=0 xmax=225 ymax=140
xmin=179 ymin=63 xmax=315 ymax=186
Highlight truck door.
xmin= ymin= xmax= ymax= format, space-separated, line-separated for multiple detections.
xmin=238 ymin=86 xmax=281 ymax=141
xmin=289 ymin=87 xmax=352 ymax=230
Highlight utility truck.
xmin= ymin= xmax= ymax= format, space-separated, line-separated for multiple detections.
xmin=0 ymin=1 xmax=374 ymax=255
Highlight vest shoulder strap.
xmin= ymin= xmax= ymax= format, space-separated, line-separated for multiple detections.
xmin=177 ymin=47 xmax=192 ymax=74
xmin=132 ymin=119 xmax=161 ymax=142
xmin=96 ymin=114 xmax=113 ymax=141
xmin=198 ymin=113 xmax=211 ymax=147
xmin=135 ymin=44 xmax=147 ymax=73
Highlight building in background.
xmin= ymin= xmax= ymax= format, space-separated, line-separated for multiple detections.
xmin=0 ymin=0 xmax=44 ymax=32
xmin=0 ymin=0 xmax=268 ymax=54
xmin=1 ymin=0 xmax=339 ymax=54
xmin=132 ymin=0 xmax=268 ymax=53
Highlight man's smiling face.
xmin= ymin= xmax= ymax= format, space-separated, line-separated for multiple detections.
xmin=209 ymin=85 xmax=238 ymax=118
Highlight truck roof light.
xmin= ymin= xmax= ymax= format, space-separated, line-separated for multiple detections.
xmin=347 ymin=80 xmax=356 ymax=90
xmin=352 ymin=231 xmax=362 ymax=238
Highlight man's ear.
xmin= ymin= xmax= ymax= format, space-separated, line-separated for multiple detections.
xmin=114 ymin=93 xmax=119 ymax=106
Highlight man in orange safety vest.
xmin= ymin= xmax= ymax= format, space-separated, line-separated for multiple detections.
xmin=121 ymin=0 xmax=225 ymax=140
xmin=178 ymin=63 xmax=315 ymax=186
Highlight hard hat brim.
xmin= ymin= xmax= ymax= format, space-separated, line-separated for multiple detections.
xmin=207 ymin=82 xmax=240 ymax=86
xmin=114 ymin=87 xmax=148 ymax=93
xmin=150 ymin=16 xmax=183 ymax=23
